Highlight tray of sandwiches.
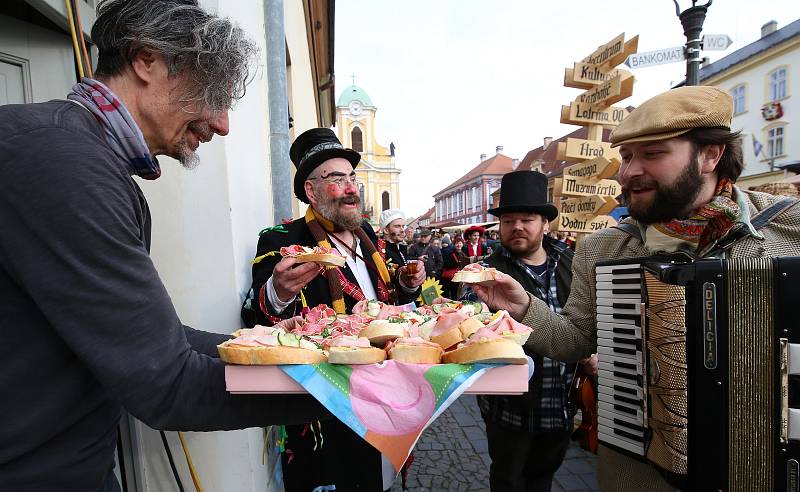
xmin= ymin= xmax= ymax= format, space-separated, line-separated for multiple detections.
xmin=223 ymin=295 xmax=533 ymax=395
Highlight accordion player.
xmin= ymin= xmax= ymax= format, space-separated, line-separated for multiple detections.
xmin=595 ymin=256 xmax=800 ymax=491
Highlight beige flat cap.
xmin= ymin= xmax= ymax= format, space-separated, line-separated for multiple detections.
xmin=609 ymin=86 xmax=733 ymax=147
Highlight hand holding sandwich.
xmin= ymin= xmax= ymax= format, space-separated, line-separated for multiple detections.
xmin=470 ymin=271 xmax=530 ymax=321
xmin=272 ymin=257 xmax=322 ymax=302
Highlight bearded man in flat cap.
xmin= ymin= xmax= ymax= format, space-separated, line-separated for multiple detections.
xmin=470 ymin=85 xmax=800 ymax=491
xmin=241 ymin=128 xmax=425 ymax=492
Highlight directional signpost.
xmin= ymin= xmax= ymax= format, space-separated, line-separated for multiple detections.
xmin=554 ymin=33 xmax=639 ymax=234
xmin=625 ymin=46 xmax=683 ymax=69
xmin=624 ymin=34 xmax=733 ymax=70
xmin=702 ymin=34 xmax=733 ymax=51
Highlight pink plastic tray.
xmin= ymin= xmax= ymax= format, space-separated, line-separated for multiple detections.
xmin=225 ymin=363 xmax=529 ymax=395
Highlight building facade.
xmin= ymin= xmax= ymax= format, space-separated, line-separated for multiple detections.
xmin=696 ymin=19 xmax=800 ymax=188
xmin=336 ymin=84 xmax=401 ymax=226
xmin=432 ymin=147 xmax=517 ymax=226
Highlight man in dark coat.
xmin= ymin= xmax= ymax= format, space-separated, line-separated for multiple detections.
xmin=241 ymin=128 xmax=425 ymax=491
xmin=466 ymin=171 xmax=576 ymax=492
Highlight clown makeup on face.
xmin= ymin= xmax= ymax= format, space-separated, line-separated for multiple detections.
xmin=306 ymin=157 xmax=363 ymax=230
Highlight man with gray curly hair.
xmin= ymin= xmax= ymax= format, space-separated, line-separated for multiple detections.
xmin=0 ymin=1 xmax=328 ymax=491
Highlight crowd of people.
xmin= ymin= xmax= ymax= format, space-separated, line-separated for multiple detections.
xmin=378 ymin=216 xmax=578 ymax=301
xmin=3 ymin=1 xmax=800 ymax=491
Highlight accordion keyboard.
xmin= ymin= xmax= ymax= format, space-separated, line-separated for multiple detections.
xmin=595 ymin=262 xmax=647 ymax=455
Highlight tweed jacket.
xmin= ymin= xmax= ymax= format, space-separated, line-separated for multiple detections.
xmin=521 ymin=189 xmax=800 ymax=491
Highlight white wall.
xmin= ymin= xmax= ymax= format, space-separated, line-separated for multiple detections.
xmin=132 ymin=1 xmax=281 ymax=491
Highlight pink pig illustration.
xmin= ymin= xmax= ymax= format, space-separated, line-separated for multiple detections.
xmin=349 ymin=362 xmax=436 ymax=436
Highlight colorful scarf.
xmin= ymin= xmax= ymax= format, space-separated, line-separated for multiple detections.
xmin=645 ymin=179 xmax=742 ymax=256
xmin=304 ymin=208 xmax=391 ymax=314
xmin=67 ymin=78 xmax=161 ymax=180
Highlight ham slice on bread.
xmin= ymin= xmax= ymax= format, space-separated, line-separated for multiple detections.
xmin=218 ymin=323 xmax=327 ymax=365
xmin=442 ymin=327 xmax=527 ymax=365
xmin=280 ymin=244 xmax=346 ymax=267
xmin=387 ymin=337 xmax=443 ymax=364
xmin=452 ymin=263 xmax=498 ymax=284
xmin=327 ymin=335 xmax=386 ymax=364
xmin=359 ymin=318 xmax=408 ymax=346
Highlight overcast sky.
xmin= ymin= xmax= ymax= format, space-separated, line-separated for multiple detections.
xmin=334 ymin=0 xmax=800 ymax=218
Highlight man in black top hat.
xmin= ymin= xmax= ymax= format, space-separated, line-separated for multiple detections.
xmin=467 ymin=170 xmax=576 ymax=492
xmin=241 ymin=127 xmax=425 ymax=491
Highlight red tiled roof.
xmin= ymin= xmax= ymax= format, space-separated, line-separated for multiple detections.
xmin=418 ymin=206 xmax=435 ymax=220
xmin=518 ymin=128 xmax=613 ymax=176
xmin=434 ymin=154 xmax=515 ymax=196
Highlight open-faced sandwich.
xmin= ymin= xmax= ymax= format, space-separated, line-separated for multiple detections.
xmin=359 ymin=317 xmax=409 ymax=346
xmin=218 ymin=321 xmax=327 ymax=365
xmin=442 ymin=327 xmax=527 ymax=365
xmin=325 ymin=335 xmax=387 ymax=364
xmin=427 ymin=301 xmax=488 ymax=350
xmin=386 ymin=337 xmax=443 ymax=364
xmin=452 ymin=263 xmax=498 ymax=284
xmin=280 ymin=244 xmax=346 ymax=267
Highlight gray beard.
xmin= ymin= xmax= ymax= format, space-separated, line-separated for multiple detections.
xmin=316 ymin=197 xmax=363 ymax=231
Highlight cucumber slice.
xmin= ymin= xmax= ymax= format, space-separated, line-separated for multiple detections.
xmin=278 ymin=332 xmax=301 ymax=347
xmin=432 ymin=304 xmax=443 ymax=314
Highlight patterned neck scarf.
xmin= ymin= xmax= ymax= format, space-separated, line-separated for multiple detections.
xmin=644 ymin=179 xmax=742 ymax=256
xmin=67 ymin=78 xmax=161 ymax=180
xmin=305 ymin=208 xmax=391 ymax=313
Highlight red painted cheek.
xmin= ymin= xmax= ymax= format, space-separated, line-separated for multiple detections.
xmin=325 ymin=184 xmax=339 ymax=198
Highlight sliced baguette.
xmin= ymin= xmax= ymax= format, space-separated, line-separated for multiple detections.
xmin=327 ymin=346 xmax=387 ymax=364
xmin=359 ymin=320 xmax=407 ymax=346
xmin=217 ymin=342 xmax=327 ymax=365
xmin=388 ymin=344 xmax=443 ymax=364
xmin=293 ymin=252 xmax=346 ymax=267
xmin=452 ymin=268 xmax=497 ymax=284
xmin=442 ymin=340 xmax=527 ymax=365
xmin=430 ymin=326 xmax=464 ymax=351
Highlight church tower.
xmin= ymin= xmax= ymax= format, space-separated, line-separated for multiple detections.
xmin=336 ymin=82 xmax=401 ymax=227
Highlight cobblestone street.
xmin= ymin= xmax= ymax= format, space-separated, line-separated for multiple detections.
xmin=390 ymin=395 xmax=599 ymax=492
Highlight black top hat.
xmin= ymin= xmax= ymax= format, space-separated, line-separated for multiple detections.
xmin=487 ymin=170 xmax=558 ymax=221
xmin=290 ymin=128 xmax=361 ymax=203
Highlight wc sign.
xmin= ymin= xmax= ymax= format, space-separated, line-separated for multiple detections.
xmin=702 ymin=34 xmax=733 ymax=51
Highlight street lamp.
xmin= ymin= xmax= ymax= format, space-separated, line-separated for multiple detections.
xmin=673 ymin=0 xmax=712 ymax=86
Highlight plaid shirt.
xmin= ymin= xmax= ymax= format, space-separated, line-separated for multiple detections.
xmin=465 ymin=239 xmax=575 ymax=432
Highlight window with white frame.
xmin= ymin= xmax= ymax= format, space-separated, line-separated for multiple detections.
xmin=471 ymin=187 xmax=477 ymax=211
xmin=767 ymin=126 xmax=785 ymax=157
xmin=731 ymin=85 xmax=746 ymax=114
xmin=769 ymin=68 xmax=787 ymax=101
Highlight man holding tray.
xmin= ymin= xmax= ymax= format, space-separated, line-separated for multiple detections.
xmin=0 ymin=1 xmax=331 ymax=491
xmin=241 ymin=127 xmax=426 ymax=491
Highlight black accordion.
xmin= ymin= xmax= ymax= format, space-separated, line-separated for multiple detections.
xmin=594 ymin=256 xmax=800 ymax=491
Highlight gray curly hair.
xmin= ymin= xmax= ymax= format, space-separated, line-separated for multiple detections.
xmin=92 ymin=0 xmax=258 ymax=111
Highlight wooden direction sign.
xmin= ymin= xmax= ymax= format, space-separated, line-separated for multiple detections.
xmin=554 ymin=213 xmax=618 ymax=233
xmin=556 ymin=138 xmax=621 ymax=162
xmin=563 ymin=156 xmax=620 ymax=180
xmin=560 ymin=196 xmax=618 ymax=216
xmin=581 ymin=33 xmax=639 ymax=71
xmin=574 ymin=73 xmax=634 ymax=108
xmin=561 ymin=103 xmax=629 ymax=127
xmin=560 ymin=175 xmax=621 ymax=198
xmin=564 ymin=65 xmax=631 ymax=90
